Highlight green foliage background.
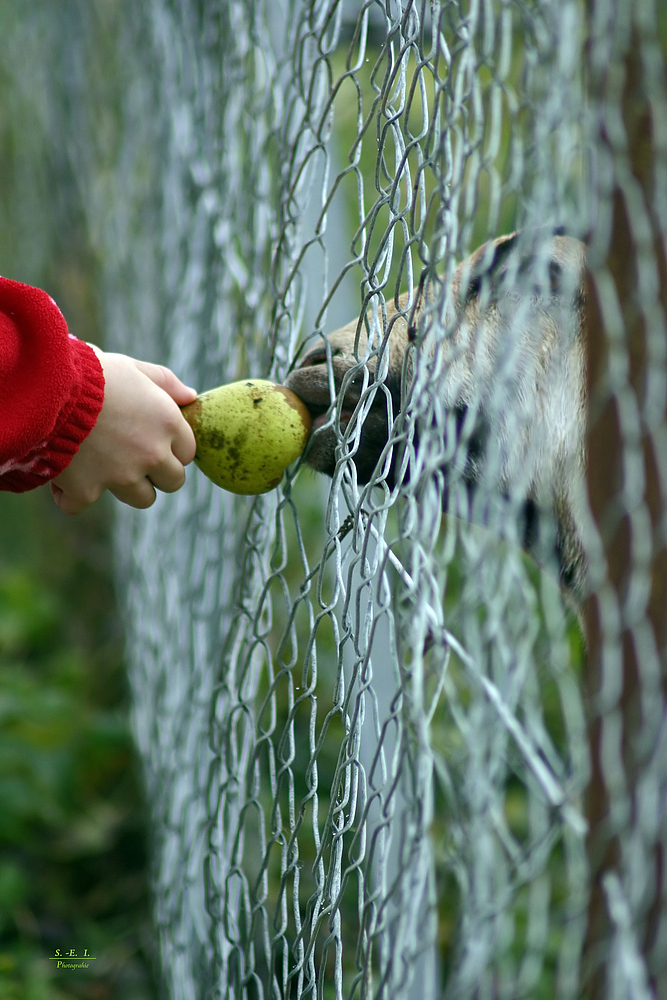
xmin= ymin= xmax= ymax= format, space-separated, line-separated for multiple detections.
xmin=0 ymin=495 xmax=157 ymax=1000
xmin=0 ymin=13 xmax=158 ymax=996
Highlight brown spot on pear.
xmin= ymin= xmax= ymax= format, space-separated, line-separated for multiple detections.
xmin=181 ymin=379 xmax=312 ymax=494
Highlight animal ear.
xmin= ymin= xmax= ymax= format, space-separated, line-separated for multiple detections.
xmin=459 ymin=233 xmax=520 ymax=306
xmin=459 ymin=226 xmax=569 ymax=307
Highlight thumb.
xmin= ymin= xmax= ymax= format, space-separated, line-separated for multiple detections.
xmin=133 ymin=359 xmax=198 ymax=406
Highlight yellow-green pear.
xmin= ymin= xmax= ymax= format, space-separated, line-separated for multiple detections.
xmin=181 ymin=379 xmax=311 ymax=494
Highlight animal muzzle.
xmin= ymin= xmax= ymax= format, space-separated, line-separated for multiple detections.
xmin=285 ymin=357 xmax=400 ymax=482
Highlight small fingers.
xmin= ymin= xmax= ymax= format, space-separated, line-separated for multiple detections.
xmin=111 ymin=479 xmax=158 ymax=509
xmin=148 ymin=455 xmax=187 ymax=494
xmin=172 ymin=416 xmax=197 ymax=466
xmin=50 ymin=480 xmax=103 ymax=516
xmin=51 ymin=354 xmax=197 ymax=514
xmin=133 ymin=359 xmax=198 ymax=406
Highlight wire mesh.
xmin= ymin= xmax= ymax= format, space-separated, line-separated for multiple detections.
xmin=1 ymin=0 xmax=665 ymax=997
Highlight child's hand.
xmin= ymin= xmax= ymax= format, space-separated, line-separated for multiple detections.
xmin=50 ymin=348 xmax=198 ymax=514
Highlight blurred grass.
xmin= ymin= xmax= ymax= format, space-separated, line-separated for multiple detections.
xmin=0 ymin=489 xmax=158 ymax=1000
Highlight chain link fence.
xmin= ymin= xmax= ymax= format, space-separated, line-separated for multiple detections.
xmin=1 ymin=0 xmax=666 ymax=997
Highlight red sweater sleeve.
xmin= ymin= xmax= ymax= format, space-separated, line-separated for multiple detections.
xmin=0 ymin=277 xmax=105 ymax=493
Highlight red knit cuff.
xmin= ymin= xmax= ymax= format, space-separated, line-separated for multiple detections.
xmin=0 ymin=339 xmax=105 ymax=493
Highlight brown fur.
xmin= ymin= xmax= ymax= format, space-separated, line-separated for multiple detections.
xmin=286 ymin=232 xmax=587 ymax=594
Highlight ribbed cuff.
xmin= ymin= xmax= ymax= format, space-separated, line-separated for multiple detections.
xmin=0 ymin=339 xmax=105 ymax=493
